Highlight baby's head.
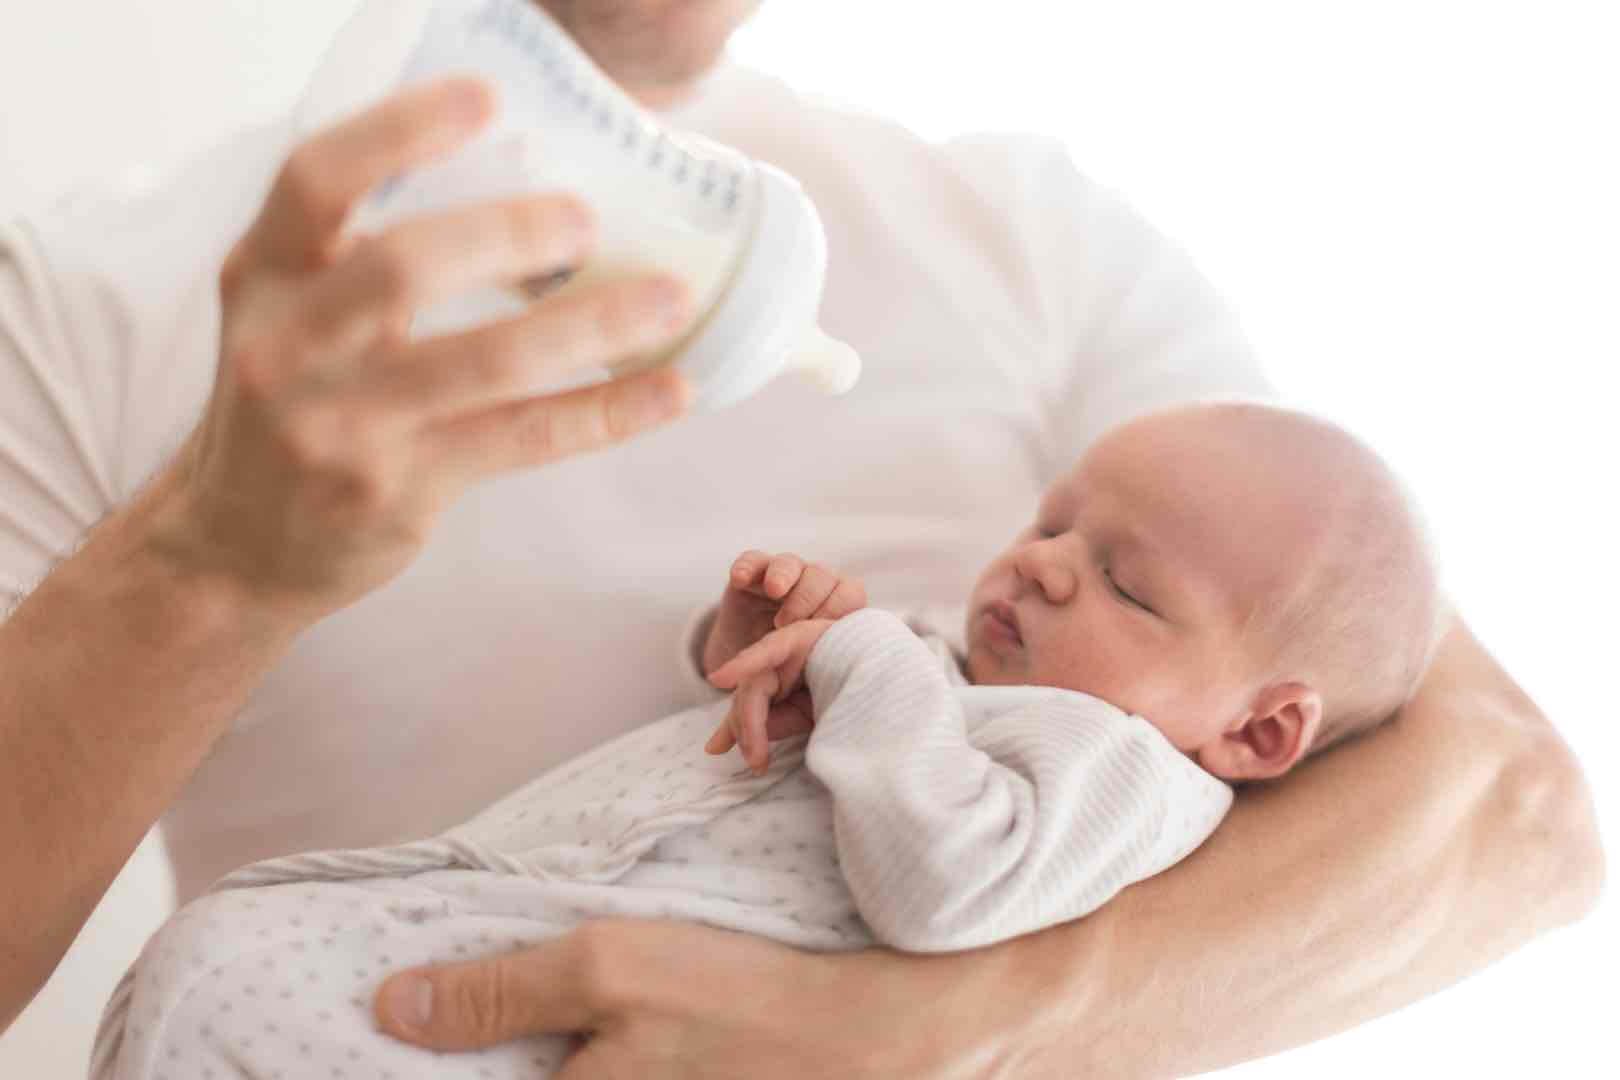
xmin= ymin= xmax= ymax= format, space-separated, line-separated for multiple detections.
xmin=965 ymin=400 xmax=1447 ymax=782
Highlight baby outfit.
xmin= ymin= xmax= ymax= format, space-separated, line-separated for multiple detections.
xmin=91 ymin=608 xmax=1232 ymax=1079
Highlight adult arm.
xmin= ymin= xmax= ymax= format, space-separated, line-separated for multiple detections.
xmin=0 ymin=471 xmax=296 ymax=1034
xmin=0 ymin=77 xmax=696 ymax=1033
xmin=1025 ymin=613 xmax=1606 ymax=1075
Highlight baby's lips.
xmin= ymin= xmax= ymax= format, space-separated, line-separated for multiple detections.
xmin=983 ymin=600 xmax=1023 ymax=645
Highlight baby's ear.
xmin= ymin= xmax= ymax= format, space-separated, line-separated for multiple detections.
xmin=1197 ymin=683 xmax=1322 ymax=782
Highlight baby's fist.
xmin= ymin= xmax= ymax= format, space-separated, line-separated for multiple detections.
xmin=733 ymin=550 xmax=867 ymax=629
xmin=702 ymin=551 xmax=865 ymax=676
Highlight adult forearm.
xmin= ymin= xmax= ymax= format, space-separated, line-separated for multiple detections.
xmin=1003 ymin=617 xmax=1603 ymax=1078
xmin=0 ymin=466 xmax=301 ymax=1032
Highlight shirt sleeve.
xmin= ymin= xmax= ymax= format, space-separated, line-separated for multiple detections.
xmin=0 ymin=217 xmax=121 ymax=613
xmin=674 ymin=601 xmax=728 ymax=706
xmin=943 ymin=134 xmax=1279 ymax=474
xmin=803 ymin=607 xmax=1232 ymax=953
xmin=0 ymin=119 xmax=302 ymax=620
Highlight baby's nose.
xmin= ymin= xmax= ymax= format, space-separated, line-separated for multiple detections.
xmin=1015 ymin=541 xmax=1077 ymax=604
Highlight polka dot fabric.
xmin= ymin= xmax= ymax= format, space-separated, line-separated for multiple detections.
xmin=94 ymin=701 xmax=871 ymax=1079
xmin=94 ymin=611 xmax=1232 ymax=1078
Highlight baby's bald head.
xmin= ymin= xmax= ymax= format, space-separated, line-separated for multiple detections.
xmin=1144 ymin=401 xmax=1447 ymax=757
xmin=969 ymin=399 xmax=1444 ymax=778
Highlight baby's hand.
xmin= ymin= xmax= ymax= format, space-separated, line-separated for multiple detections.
xmin=703 ymin=618 xmax=835 ymax=776
xmin=701 ymin=551 xmax=865 ymax=678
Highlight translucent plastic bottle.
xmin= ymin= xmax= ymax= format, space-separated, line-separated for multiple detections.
xmin=295 ymin=0 xmax=860 ymax=411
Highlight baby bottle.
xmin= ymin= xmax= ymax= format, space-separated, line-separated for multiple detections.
xmin=294 ymin=0 xmax=860 ymax=411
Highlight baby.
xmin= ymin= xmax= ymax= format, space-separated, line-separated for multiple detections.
xmin=703 ymin=396 xmax=1446 ymax=781
xmin=92 ymin=399 xmax=1446 ymax=1080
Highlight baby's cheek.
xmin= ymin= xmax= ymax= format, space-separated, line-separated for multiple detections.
xmin=964 ymin=640 xmax=1004 ymax=685
xmin=1042 ymin=629 xmax=1153 ymax=710
xmin=1144 ymin=668 xmax=1245 ymax=751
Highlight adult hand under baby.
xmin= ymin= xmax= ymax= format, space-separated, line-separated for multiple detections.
xmin=371 ymin=916 xmax=1017 ymax=1077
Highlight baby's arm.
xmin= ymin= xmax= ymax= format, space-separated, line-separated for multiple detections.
xmin=801 ymin=608 xmax=1233 ymax=953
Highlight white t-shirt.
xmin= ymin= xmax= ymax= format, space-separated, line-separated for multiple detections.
xmin=0 ymin=58 xmax=1273 ymax=901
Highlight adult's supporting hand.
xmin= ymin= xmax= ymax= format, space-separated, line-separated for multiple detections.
xmin=156 ymin=74 xmax=695 ymax=625
xmin=371 ymin=917 xmax=1045 ymax=1078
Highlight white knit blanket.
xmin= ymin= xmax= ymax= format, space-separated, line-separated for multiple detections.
xmin=92 ymin=609 xmax=1231 ymax=1079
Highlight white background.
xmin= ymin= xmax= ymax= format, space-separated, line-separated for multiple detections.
xmin=1 ymin=1 xmax=1614 ymax=1076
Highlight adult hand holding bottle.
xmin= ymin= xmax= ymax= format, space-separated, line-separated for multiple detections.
xmin=157 ymin=74 xmax=694 ymax=625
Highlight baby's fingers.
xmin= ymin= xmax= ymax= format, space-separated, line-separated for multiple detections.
xmin=760 ymin=553 xmax=805 ymax=601
xmin=703 ymin=674 xmax=776 ymax=773
xmin=705 ymin=685 xmax=813 ymax=759
xmin=728 ymin=549 xmax=772 ymax=593
xmin=708 ymin=627 xmax=795 ymax=689
xmin=704 ymin=719 xmax=736 ymax=755
xmin=810 ymin=576 xmax=866 ymax=622
xmin=765 ymin=688 xmax=816 ymax=741
xmin=774 ymin=562 xmax=837 ymax=627
xmin=736 ymin=675 xmax=776 ymax=774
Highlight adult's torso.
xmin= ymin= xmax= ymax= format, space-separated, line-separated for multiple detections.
xmin=15 ymin=53 xmax=1256 ymax=898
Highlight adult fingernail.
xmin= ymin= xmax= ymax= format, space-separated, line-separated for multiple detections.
xmin=379 ymin=975 xmax=433 ymax=1033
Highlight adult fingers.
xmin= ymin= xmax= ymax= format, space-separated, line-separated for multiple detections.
xmin=774 ymin=562 xmax=837 ymax=628
xmin=373 ymin=932 xmax=601 ymax=1051
xmin=297 ymin=191 xmax=597 ymax=351
xmin=428 ymin=364 xmax=690 ymax=482
xmin=370 ymin=275 xmax=690 ymax=419
xmin=244 ymin=76 xmax=495 ymax=274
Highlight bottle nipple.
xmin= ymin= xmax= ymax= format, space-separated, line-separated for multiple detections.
xmin=790 ymin=325 xmax=862 ymax=395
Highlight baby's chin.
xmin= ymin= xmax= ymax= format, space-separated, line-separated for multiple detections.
xmin=964 ymin=641 xmax=1023 ymax=687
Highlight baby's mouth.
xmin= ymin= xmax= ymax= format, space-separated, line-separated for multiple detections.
xmin=981 ymin=601 xmax=1023 ymax=649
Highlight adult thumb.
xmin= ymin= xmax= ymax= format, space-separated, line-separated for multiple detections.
xmin=373 ymin=936 xmax=600 ymax=1050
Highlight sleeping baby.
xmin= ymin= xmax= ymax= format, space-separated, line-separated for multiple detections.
xmin=92 ymin=399 xmax=1447 ymax=1080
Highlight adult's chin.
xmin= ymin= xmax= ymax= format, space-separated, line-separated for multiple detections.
xmin=537 ymin=0 xmax=758 ymax=104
